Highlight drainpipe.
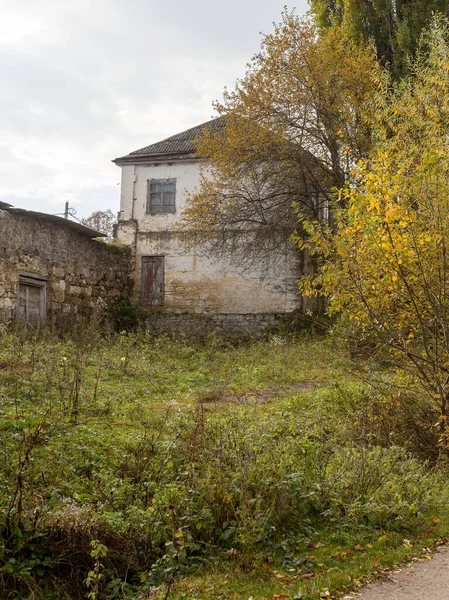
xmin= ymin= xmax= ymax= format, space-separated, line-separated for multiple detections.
xmin=131 ymin=166 xmax=138 ymax=298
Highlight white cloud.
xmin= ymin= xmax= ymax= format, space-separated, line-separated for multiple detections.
xmin=0 ymin=0 xmax=308 ymax=217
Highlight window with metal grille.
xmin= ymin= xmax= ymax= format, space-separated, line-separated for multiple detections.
xmin=147 ymin=179 xmax=176 ymax=214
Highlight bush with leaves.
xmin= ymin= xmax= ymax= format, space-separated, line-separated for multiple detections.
xmin=300 ymin=18 xmax=449 ymax=456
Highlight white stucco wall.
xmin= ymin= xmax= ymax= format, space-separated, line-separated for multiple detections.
xmin=119 ymin=161 xmax=201 ymax=226
xmin=116 ymin=159 xmax=303 ymax=314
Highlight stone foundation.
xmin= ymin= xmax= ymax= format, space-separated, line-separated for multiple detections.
xmin=144 ymin=311 xmax=285 ymax=339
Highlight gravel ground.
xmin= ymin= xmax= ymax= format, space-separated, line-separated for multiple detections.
xmin=343 ymin=546 xmax=449 ymax=599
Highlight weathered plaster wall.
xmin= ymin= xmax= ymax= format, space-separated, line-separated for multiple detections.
xmin=134 ymin=230 xmax=304 ymax=314
xmin=118 ymin=161 xmax=201 ymax=226
xmin=0 ymin=209 xmax=131 ymax=327
xmin=116 ymin=160 xmax=308 ymax=316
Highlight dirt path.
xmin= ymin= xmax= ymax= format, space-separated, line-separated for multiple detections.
xmin=343 ymin=546 xmax=449 ymax=599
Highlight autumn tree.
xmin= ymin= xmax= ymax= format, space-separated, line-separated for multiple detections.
xmin=181 ymin=13 xmax=377 ymax=263
xmin=82 ymin=209 xmax=116 ymax=240
xmin=310 ymin=0 xmax=449 ymax=77
xmin=300 ymin=19 xmax=449 ymax=451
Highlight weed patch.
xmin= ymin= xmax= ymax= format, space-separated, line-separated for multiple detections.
xmin=0 ymin=328 xmax=447 ymax=599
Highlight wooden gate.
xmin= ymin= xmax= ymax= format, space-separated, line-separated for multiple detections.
xmin=141 ymin=256 xmax=164 ymax=306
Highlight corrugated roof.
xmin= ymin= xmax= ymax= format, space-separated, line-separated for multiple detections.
xmin=0 ymin=205 xmax=106 ymax=238
xmin=113 ymin=116 xmax=225 ymax=164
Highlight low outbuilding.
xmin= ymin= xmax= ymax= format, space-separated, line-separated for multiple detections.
xmin=0 ymin=202 xmax=130 ymax=327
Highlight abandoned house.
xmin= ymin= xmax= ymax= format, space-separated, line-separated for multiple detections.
xmin=0 ymin=202 xmax=130 ymax=327
xmin=113 ymin=118 xmax=313 ymax=336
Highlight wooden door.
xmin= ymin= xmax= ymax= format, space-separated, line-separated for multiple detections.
xmin=18 ymin=282 xmax=46 ymax=321
xmin=141 ymin=256 xmax=164 ymax=306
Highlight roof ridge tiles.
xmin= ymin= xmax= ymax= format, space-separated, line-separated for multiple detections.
xmin=113 ymin=116 xmax=225 ymax=164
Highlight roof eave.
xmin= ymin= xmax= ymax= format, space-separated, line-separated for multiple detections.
xmin=112 ymin=152 xmax=205 ymax=166
xmin=0 ymin=205 xmax=106 ymax=238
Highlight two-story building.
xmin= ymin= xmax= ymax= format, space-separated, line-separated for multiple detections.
xmin=113 ymin=118 xmax=312 ymax=336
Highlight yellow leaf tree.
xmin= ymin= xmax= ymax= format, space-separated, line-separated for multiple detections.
xmin=301 ymin=18 xmax=449 ymax=451
xmin=180 ymin=12 xmax=376 ymax=264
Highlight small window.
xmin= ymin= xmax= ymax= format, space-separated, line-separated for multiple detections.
xmin=310 ymin=189 xmax=329 ymax=223
xmin=147 ymin=179 xmax=176 ymax=214
xmin=17 ymin=275 xmax=47 ymax=322
xmin=323 ymin=197 xmax=329 ymax=223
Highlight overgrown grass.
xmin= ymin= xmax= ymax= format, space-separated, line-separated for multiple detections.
xmin=0 ymin=325 xmax=446 ymax=599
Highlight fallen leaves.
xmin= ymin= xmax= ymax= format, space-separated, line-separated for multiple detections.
xmin=269 ymin=569 xmax=295 ymax=585
xmin=309 ymin=541 xmax=323 ymax=549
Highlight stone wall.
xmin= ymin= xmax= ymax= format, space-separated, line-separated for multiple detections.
xmin=144 ymin=310 xmax=286 ymax=340
xmin=0 ymin=208 xmax=131 ymax=328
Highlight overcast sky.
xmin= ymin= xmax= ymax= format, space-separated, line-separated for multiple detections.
xmin=0 ymin=0 xmax=309 ymax=220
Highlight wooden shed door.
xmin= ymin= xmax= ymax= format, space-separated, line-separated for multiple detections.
xmin=17 ymin=279 xmax=46 ymax=321
xmin=141 ymin=256 xmax=164 ymax=306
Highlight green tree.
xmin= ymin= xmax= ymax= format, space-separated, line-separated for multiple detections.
xmin=300 ymin=18 xmax=449 ymax=452
xmin=309 ymin=0 xmax=449 ymax=77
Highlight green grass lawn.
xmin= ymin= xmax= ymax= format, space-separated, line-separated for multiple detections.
xmin=0 ymin=327 xmax=447 ymax=599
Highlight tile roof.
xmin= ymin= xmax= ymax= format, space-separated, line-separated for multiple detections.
xmin=113 ymin=116 xmax=225 ymax=164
